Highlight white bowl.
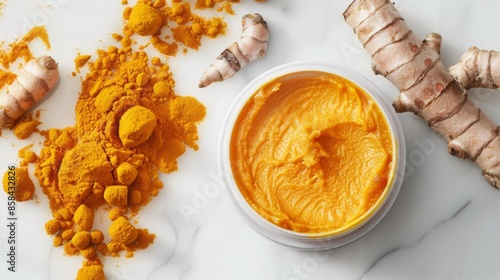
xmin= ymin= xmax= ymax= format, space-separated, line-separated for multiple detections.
xmin=218 ymin=62 xmax=406 ymax=250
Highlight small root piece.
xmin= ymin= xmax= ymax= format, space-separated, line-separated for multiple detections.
xmin=449 ymin=46 xmax=500 ymax=90
xmin=0 ymin=56 xmax=59 ymax=128
xmin=198 ymin=13 xmax=269 ymax=88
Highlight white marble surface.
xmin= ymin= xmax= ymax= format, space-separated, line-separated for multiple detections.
xmin=2 ymin=0 xmax=500 ymax=279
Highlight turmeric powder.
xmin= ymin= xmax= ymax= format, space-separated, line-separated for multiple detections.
xmin=2 ymin=166 xmax=35 ymax=202
xmin=71 ymin=231 xmax=91 ymax=250
xmin=103 ymin=185 xmax=128 ymax=207
xmin=81 ymin=246 xmax=97 ymax=259
xmin=116 ymin=162 xmax=137 ymax=185
xmin=195 ymin=0 xmax=241 ymax=14
xmin=0 ymin=69 xmax=16 ymax=89
xmin=0 ymin=2 xmax=5 ymax=18
xmin=45 ymin=219 xmax=61 ymax=235
xmin=118 ymin=105 xmax=157 ymax=148
xmin=109 ymin=216 xmax=138 ymax=245
xmin=0 ymin=1 xmax=259 ymax=278
xmin=74 ymin=54 xmax=91 ymax=74
xmin=31 ymin=1 xmax=214 ymax=276
xmin=18 ymin=144 xmax=38 ymax=164
xmin=76 ymin=265 xmax=105 ymax=280
xmin=0 ymin=26 xmax=50 ymax=69
xmin=73 ymin=204 xmax=94 ymax=231
xmin=123 ymin=0 xmax=229 ymax=55
xmin=13 ymin=120 xmax=39 ymax=139
xmin=128 ymin=3 xmax=163 ymax=36
xmin=90 ymin=230 xmax=104 ymax=245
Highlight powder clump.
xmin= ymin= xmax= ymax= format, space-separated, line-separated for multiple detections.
xmin=128 ymin=3 xmax=162 ymax=36
xmin=118 ymin=105 xmax=157 ymax=148
xmin=109 ymin=216 xmax=138 ymax=245
xmin=2 ymin=166 xmax=35 ymax=202
xmin=76 ymin=265 xmax=106 ymax=280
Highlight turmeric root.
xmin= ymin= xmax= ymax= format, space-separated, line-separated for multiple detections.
xmin=449 ymin=46 xmax=500 ymax=90
xmin=344 ymin=0 xmax=500 ymax=188
xmin=198 ymin=13 xmax=269 ymax=88
xmin=0 ymin=56 xmax=59 ymax=128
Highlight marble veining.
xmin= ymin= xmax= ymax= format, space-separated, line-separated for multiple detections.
xmin=362 ymin=200 xmax=472 ymax=279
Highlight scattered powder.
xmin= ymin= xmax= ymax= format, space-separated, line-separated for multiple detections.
xmin=0 ymin=26 xmax=51 ymax=83
xmin=0 ymin=1 xmax=5 ymax=18
xmin=73 ymin=54 xmax=92 ymax=75
xmin=1 ymin=1 xmax=265 ymax=278
xmin=3 ymin=166 xmax=35 ymax=202
xmin=122 ymin=0 xmax=231 ymax=55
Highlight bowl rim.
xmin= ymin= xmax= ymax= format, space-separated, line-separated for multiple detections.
xmin=217 ymin=61 xmax=406 ymax=250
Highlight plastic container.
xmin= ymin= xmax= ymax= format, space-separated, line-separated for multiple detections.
xmin=218 ymin=62 xmax=406 ymax=250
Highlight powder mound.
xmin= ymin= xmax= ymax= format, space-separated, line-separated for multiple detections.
xmin=13 ymin=120 xmax=39 ymax=139
xmin=76 ymin=265 xmax=105 ymax=280
xmin=103 ymin=185 xmax=128 ymax=207
xmin=73 ymin=204 xmax=94 ymax=231
xmin=128 ymin=3 xmax=162 ymax=36
xmin=2 ymin=167 xmax=35 ymax=201
xmin=58 ymin=142 xmax=114 ymax=207
xmin=109 ymin=216 xmax=138 ymax=245
xmin=119 ymin=105 xmax=157 ymax=148
xmin=116 ymin=162 xmax=137 ymax=185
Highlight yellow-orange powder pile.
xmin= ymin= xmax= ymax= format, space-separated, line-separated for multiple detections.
xmin=0 ymin=26 xmax=51 ymax=70
xmin=31 ymin=0 xmax=248 ymax=278
xmin=1 ymin=0 xmax=264 ymax=278
xmin=35 ymin=29 xmax=205 ymax=280
xmin=195 ymin=0 xmax=240 ymax=15
xmin=121 ymin=0 xmax=231 ymax=56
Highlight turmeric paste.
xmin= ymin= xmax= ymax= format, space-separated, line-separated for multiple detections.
xmin=231 ymin=72 xmax=395 ymax=234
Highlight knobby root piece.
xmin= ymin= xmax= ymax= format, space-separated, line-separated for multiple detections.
xmin=344 ymin=0 xmax=500 ymax=188
xmin=198 ymin=13 xmax=269 ymax=88
xmin=449 ymin=46 xmax=500 ymax=90
xmin=0 ymin=56 xmax=59 ymax=128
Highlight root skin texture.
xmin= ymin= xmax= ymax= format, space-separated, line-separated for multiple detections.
xmin=198 ymin=13 xmax=269 ymax=88
xmin=344 ymin=0 xmax=500 ymax=188
xmin=449 ymin=46 xmax=500 ymax=90
xmin=0 ymin=56 xmax=59 ymax=128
